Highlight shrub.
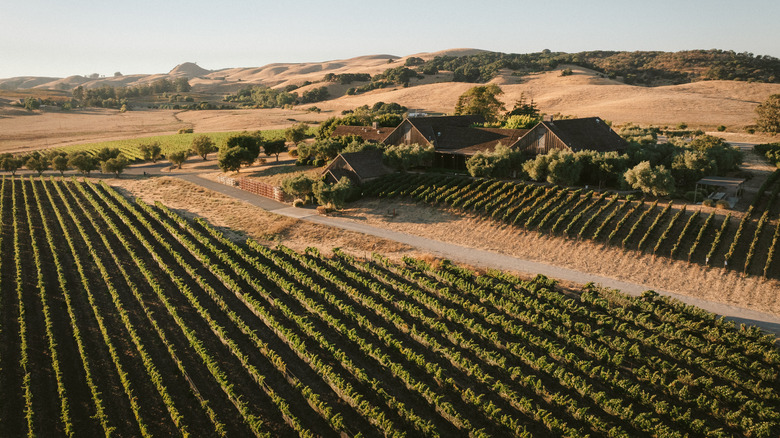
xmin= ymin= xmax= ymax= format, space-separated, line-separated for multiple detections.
xmin=717 ymin=125 xmax=727 ymax=132
xmin=715 ymin=200 xmax=730 ymax=209
xmin=702 ymin=199 xmax=714 ymax=207
xmin=178 ymin=128 xmax=194 ymax=134
xmin=292 ymin=198 xmax=305 ymax=207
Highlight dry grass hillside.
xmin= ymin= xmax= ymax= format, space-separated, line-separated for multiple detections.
xmin=1 ymin=49 xmax=779 ymax=153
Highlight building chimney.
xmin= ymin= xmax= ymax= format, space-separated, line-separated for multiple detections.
xmin=372 ymin=121 xmax=379 ymax=129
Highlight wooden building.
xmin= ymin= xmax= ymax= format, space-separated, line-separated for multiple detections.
xmin=328 ymin=115 xmax=627 ymax=171
xmin=512 ymin=117 xmax=628 ymax=155
xmin=322 ymin=150 xmax=393 ymax=185
xmin=382 ymin=115 xmax=528 ymax=170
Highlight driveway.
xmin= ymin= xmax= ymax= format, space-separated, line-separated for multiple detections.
xmin=130 ymin=165 xmax=780 ymax=337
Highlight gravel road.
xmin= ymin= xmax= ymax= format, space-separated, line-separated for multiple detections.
xmin=159 ymin=171 xmax=780 ymax=337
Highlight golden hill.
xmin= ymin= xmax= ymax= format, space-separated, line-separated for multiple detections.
xmin=1 ymin=49 xmax=779 ymax=152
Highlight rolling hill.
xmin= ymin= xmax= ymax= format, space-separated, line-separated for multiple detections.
xmin=1 ymin=48 xmax=779 ymax=152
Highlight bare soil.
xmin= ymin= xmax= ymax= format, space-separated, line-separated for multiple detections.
xmin=107 ymin=175 xmax=411 ymax=257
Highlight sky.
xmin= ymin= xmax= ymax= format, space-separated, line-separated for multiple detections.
xmin=1 ymin=0 xmax=779 ymax=78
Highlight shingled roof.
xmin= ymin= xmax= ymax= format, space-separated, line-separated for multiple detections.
xmin=322 ymin=150 xmax=393 ymax=184
xmin=541 ymin=117 xmax=627 ymax=152
xmin=331 ymin=125 xmax=395 ymax=143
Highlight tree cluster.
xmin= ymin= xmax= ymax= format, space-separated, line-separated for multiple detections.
xmin=466 ymin=144 xmax=531 ymax=178
xmin=323 ymin=73 xmax=371 ymax=84
xmin=316 ymin=102 xmax=408 ymax=139
xmin=72 ymin=77 xmax=191 ymax=108
xmin=1 ymin=147 xmax=131 ymax=177
xmin=412 ymin=49 xmax=780 ymax=85
xmin=517 ymin=134 xmax=743 ymax=196
xmin=383 ymin=144 xmax=434 ymax=170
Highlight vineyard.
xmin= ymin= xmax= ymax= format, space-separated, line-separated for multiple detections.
xmin=2 ymin=176 xmax=780 ymax=437
xmin=49 ymin=127 xmax=308 ymax=161
xmin=362 ymin=172 xmax=780 ymax=279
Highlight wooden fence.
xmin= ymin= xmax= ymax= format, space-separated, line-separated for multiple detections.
xmin=217 ymin=175 xmax=292 ymax=203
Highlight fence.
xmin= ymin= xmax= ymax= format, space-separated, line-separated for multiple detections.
xmin=217 ymin=175 xmax=292 ymax=203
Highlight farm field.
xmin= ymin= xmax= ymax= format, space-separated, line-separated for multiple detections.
xmin=3 ymin=175 xmax=780 ymax=437
xmin=362 ymin=173 xmax=780 ymax=280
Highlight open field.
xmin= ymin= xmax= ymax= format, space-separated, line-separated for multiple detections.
xmin=2 ymin=51 xmax=779 ymax=155
xmin=3 ymin=175 xmax=779 ymax=437
xmin=0 ymin=107 xmax=331 ymax=154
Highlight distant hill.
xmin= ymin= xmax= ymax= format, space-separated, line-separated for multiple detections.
xmin=169 ymin=62 xmax=211 ymax=78
xmin=1 ymin=48 xmax=779 ymax=133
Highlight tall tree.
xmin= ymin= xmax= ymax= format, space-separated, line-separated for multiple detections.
xmin=167 ymin=150 xmax=190 ymax=169
xmin=454 ymin=84 xmax=506 ymax=123
xmin=263 ymin=139 xmax=287 ymax=162
xmin=101 ymin=155 xmax=129 ymax=177
xmin=218 ymin=146 xmax=253 ymax=173
xmin=68 ymin=153 xmax=98 ymax=175
xmin=191 ymin=135 xmax=217 ymax=160
xmin=756 ymin=94 xmax=780 ymax=134
xmin=284 ymin=123 xmax=309 ymax=144
xmin=51 ymin=155 xmax=70 ymax=175
xmin=0 ymin=154 xmax=22 ymax=175
xmin=139 ymin=142 xmax=163 ymax=162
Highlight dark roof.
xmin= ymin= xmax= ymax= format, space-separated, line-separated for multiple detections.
xmin=696 ymin=176 xmax=746 ymax=188
xmin=542 ymin=117 xmax=627 ymax=152
xmin=434 ymin=127 xmax=529 ymax=155
xmin=401 ymin=115 xmax=525 ymax=155
xmin=332 ymin=150 xmax=393 ymax=181
xmin=331 ymin=125 xmax=394 ymax=142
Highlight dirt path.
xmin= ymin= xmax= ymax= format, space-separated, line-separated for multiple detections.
xmin=126 ymin=166 xmax=780 ymax=337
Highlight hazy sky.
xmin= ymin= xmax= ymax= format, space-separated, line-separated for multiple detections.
xmin=2 ymin=0 xmax=778 ymax=78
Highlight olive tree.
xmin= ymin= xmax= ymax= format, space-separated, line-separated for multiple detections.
xmin=167 ymin=150 xmax=190 ymax=169
xmin=191 ymin=135 xmax=217 ymax=160
xmin=624 ymin=161 xmax=675 ymax=196
xmin=756 ymin=94 xmax=780 ymax=134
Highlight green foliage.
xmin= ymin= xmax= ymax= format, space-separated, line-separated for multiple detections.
xmin=454 ymin=84 xmax=506 ymax=123
xmin=23 ymin=96 xmax=41 ymax=110
xmin=372 ymin=66 xmax=419 ymax=85
xmin=383 ymin=144 xmax=435 ymax=170
xmin=467 ymin=146 xmax=528 ymax=178
xmin=546 ymin=151 xmax=583 ymax=186
xmin=624 ymin=161 xmax=676 ymax=196
xmin=404 ymin=57 xmax=424 ymax=66
xmin=226 ymin=134 xmax=261 ymax=158
xmin=94 ymin=147 xmax=122 ymax=163
xmin=756 ymin=94 xmax=780 ymax=133
xmin=100 ymin=155 xmax=130 ymax=176
xmin=323 ymin=73 xmax=371 ymax=84
xmin=296 ymin=137 xmax=353 ymax=164
xmin=281 ymin=174 xmax=316 ymax=201
xmin=73 ymin=77 xmax=190 ymax=108
xmin=617 ymin=123 xmax=659 ymax=146
xmin=67 ymin=152 xmax=98 ymax=175
xmin=167 ymin=150 xmax=190 ymax=169
xmin=688 ymin=135 xmax=743 ymax=173
xmin=0 ymin=153 xmax=23 ymax=174
xmin=299 ymin=86 xmax=330 ymax=104
xmin=755 ymin=143 xmax=780 ymax=166
xmin=51 ymin=155 xmax=69 ymax=175
xmin=502 ymin=114 xmax=538 ymax=129
xmin=218 ymin=146 xmax=254 ymax=173
xmin=415 ymin=49 xmax=780 ymax=85
xmin=25 ymin=153 xmax=50 ymax=175
xmin=190 ymin=135 xmax=217 ymax=160
xmin=223 ymin=85 xmax=299 ymax=108
xmin=263 ymin=139 xmax=287 ymax=162
xmin=284 ymin=123 xmax=309 ymax=144
xmin=313 ymin=176 xmax=354 ymax=209
xmin=139 ymin=142 xmax=163 ymax=162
